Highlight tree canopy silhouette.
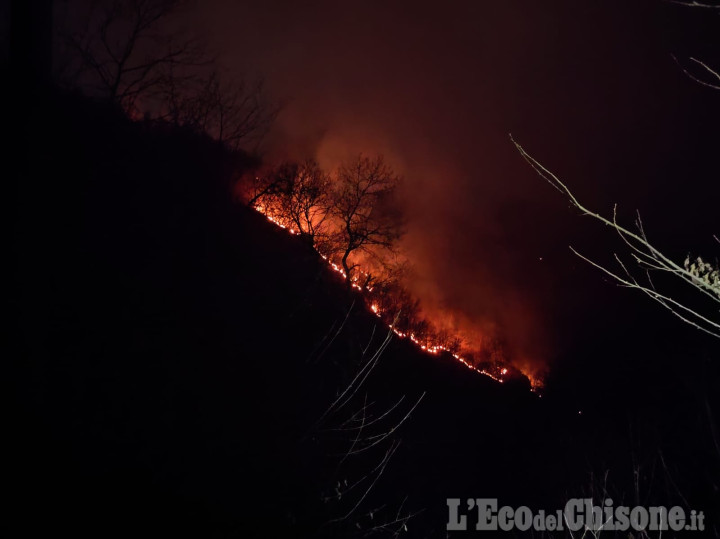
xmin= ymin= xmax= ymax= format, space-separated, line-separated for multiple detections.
xmin=330 ymin=155 xmax=404 ymax=285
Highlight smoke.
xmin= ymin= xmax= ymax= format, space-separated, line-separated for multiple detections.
xmin=194 ymin=0 xmax=720 ymax=377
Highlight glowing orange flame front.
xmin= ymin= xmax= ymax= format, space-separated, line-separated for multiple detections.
xmin=254 ymin=204 xmax=510 ymax=384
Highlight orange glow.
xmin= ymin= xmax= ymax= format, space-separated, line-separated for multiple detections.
xmin=253 ymin=203 xmax=518 ymax=386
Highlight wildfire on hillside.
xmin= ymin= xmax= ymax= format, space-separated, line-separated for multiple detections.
xmin=251 ymin=202 xmax=543 ymax=389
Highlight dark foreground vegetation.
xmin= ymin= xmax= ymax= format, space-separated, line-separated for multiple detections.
xmin=8 ymin=87 xmax=720 ymax=538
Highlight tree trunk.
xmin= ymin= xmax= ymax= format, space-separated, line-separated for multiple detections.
xmin=341 ymin=249 xmax=352 ymax=287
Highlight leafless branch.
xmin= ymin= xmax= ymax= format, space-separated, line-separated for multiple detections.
xmin=664 ymin=0 xmax=720 ymax=8
xmin=672 ymin=55 xmax=720 ymax=91
xmin=162 ymin=70 xmax=278 ymax=149
xmin=331 ymin=155 xmax=405 ymax=285
xmin=65 ymin=0 xmax=210 ymax=113
xmin=511 ymin=135 xmax=720 ymax=340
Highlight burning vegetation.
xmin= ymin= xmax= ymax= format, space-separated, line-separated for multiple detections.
xmin=241 ymin=155 xmax=534 ymax=387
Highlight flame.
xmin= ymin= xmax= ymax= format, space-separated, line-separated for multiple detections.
xmin=253 ymin=203 xmax=523 ymax=386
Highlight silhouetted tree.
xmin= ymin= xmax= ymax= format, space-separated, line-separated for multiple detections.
xmin=162 ymin=69 xmax=277 ymax=149
xmin=435 ymin=328 xmax=463 ymax=355
xmin=246 ymin=161 xmax=297 ymax=210
xmin=66 ymin=0 xmax=207 ymax=113
xmin=273 ymin=159 xmax=333 ymax=247
xmin=330 ymin=155 xmax=404 ymax=285
xmin=355 ymin=258 xmax=405 ymax=292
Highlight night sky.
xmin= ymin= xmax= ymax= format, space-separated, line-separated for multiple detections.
xmin=192 ymin=0 xmax=720 ymax=377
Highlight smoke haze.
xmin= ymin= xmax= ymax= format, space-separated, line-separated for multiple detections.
xmin=194 ymin=0 xmax=720 ymax=377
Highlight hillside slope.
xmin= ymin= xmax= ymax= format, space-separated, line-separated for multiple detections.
xmin=10 ymin=90 xmax=719 ymax=537
xmin=7 ymin=90 xmax=570 ymax=537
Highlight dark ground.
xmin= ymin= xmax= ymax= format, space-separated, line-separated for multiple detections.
xmin=8 ymin=87 xmax=720 ymax=537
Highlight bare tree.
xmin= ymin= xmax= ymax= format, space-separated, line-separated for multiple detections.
xmin=245 ymin=160 xmax=336 ymax=248
xmin=330 ymin=155 xmax=405 ymax=286
xmin=247 ymin=155 xmax=405 ymax=285
xmin=245 ymin=162 xmax=297 ymax=209
xmin=162 ymin=69 xmax=278 ymax=149
xmin=66 ymin=0 xmax=207 ymax=113
xmin=355 ymin=257 xmax=408 ymax=293
xmin=435 ymin=328 xmax=464 ymax=356
xmin=274 ymin=159 xmax=333 ymax=247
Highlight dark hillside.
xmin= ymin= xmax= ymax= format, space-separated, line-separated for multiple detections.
xmin=9 ymin=89 xmax=719 ymax=537
xmin=6 ymin=89 xmax=560 ymax=537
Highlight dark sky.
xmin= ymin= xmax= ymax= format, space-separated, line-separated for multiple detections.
xmin=195 ymin=0 xmax=720 ymax=378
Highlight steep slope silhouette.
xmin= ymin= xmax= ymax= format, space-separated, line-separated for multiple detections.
xmin=10 ymin=89 xmax=719 ymax=538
